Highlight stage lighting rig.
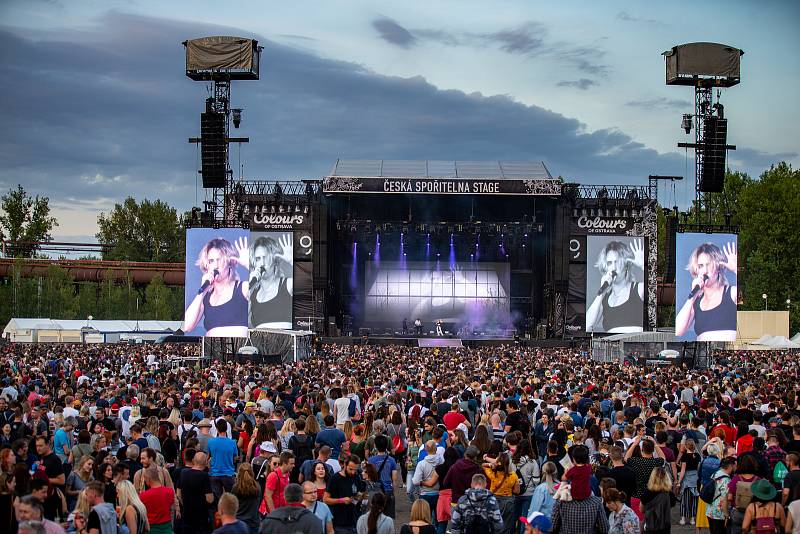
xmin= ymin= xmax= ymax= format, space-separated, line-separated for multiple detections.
xmin=682 ymin=114 xmax=693 ymax=134
xmin=232 ymin=108 xmax=242 ymax=128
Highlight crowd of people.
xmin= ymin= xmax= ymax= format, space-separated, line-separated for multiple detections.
xmin=0 ymin=341 xmax=799 ymax=534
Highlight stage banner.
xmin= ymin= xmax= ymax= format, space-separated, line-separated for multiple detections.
xmin=675 ymin=233 xmax=737 ymax=341
xmin=183 ymin=228 xmax=249 ymax=337
xmin=566 ymin=263 xmax=587 ymax=336
xmin=248 ymin=231 xmax=294 ymax=329
xmin=250 ymin=208 xmax=312 ymax=230
xmin=292 ymin=262 xmax=314 ymax=330
xmin=585 ymin=236 xmax=645 ymax=333
xmin=323 ymin=176 xmax=562 ymax=196
xmin=570 ymin=215 xmax=638 ymax=235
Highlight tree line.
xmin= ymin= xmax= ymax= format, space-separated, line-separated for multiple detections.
xmin=0 ymin=162 xmax=798 ymax=330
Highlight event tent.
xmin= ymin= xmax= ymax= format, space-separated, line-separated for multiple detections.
xmin=3 ymin=318 xmax=183 ymax=343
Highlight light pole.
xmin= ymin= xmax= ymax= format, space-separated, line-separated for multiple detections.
xmin=762 ymin=293 xmax=768 ymax=311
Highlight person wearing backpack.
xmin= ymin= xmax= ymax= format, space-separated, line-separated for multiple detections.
xmin=706 ymin=456 xmax=736 ymax=534
xmin=450 ymin=473 xmax=504 ymax=534
xmin=741 ymin=479 xmax=786 ymax=534
xmin=727 ymin=455 xmax=761 ymax=534
xmin=261 ymin=482 xmax=324 ymax=534
xmin=288 ymin=419 xmax=314 ymax=483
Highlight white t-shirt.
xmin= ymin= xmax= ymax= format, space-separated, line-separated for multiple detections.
xmin=334 ymin=397 xmax=351 ymax=425
xmin=788 ymin=501 xmax=800 ymax=534
xmin=63 ymin=407 xmax=79 ymax=419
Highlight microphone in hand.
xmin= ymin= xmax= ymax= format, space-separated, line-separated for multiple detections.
xmin=688 ymin=274 xmax=709 ymax=300
xmin=597 ymin=270 xmax=617 ymax=296
xmin=198 ymin=268 xmax=219 ymax=294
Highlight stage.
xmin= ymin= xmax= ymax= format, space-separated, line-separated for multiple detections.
xmin=321 ymin=335 xmax=575 ymax=348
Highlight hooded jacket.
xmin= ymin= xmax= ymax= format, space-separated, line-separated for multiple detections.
xmin=450 ymin=488 xmax=503 ymax=534
xmin=443 ymin=458 xmax=482 ymax=504
xmin=260 ymin=505 xmax=323 ymax=534
xmin=412 ymin=452 xmax=442 ymax=495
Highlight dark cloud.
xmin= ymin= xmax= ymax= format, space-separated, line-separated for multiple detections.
xmin=0 ymin=12 xmax=789 ymax=236
xmin=556 ymin=79 xmax=597 ymax=90
xmin=372 ymin=17 xmax=417 ymax=48
xmin=626 ymin=97 xmax=692 ymax=110
xmin=481 ymin=23 xmax=546 ymax=55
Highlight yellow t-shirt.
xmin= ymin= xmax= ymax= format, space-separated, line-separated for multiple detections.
xmin=484 ymin=468 xmax=519 ymax=497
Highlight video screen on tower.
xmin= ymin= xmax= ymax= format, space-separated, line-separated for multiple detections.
xmin=364 ymin=261 xmax=510 ymax=332
xmin=585 ymin=235 xmax=645 ymax=333
xmin=248 ymin=231 xmax=294 ymax=330
xmin=183 ymin=228 xmax=250 ymax=337
xmin=675 ymin=233 xmax=738 ymax=341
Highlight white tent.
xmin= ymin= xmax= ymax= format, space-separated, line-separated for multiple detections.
xmin=746 ymin=334 xmax=800 ymax=350
xmin=3 ymin=318 xmax=183 ymax=343
xmin=791 ymin=333 xmax=800 ymax=343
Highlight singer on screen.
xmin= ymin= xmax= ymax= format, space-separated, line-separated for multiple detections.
xmin=586 ymin=239 xmax=644 ymax=333
xmin=183 ymin=237 xmax=249 ymax=337
xmin=675 ymin=242 xmax=737 ymax=341
xmin=249 ymin=234 xmax=293 ymax=329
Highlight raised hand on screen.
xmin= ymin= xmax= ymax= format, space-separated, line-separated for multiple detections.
xmin=629 ymin=238 xmax=645 ymax=269
xmin=234 ymin=235 xmax=249 ymax=270
xmin=720 ymin=242 xmax=737 ymax=275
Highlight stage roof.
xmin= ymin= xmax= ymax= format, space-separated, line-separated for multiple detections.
xmin=328 ymin=160 xmax=552 ymax=180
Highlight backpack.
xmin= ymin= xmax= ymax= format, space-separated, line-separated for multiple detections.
xmin=179 ymin=424 xmax=198 ymax=451
xmin=463 ymin=498 xmax=491 ymax=534
xmin=348 ymin=398 xmax=357 ymax=418
xmin=733 ymin=478 xmax=754 ymax=512
xmin=389 ymin=425 xmax=405 ymax=453
xmin=751 ymin=502 xmax=779 ymax=534
xmin=773 ymin=461 xmax=788 ymax=485
xmin=700 ymin=474 xmax=728 ymax=504
xmin=292 ymin=434 xmax=313 ymax=465
xmin=644 ymin=491 xmax=672 ymax=532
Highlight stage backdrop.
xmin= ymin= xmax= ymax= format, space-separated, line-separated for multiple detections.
xmin=585 ymin=236 xmax=645 ymax=333
xmin=184 ymin=228 xmax=249 ymax=337
xmin=675 ymin=233 xmax=738 ymax=341
xmin=364 ymin=261 xmax=510 ymax=331
xmin=248 ymin=231 xmax=294 ymax=330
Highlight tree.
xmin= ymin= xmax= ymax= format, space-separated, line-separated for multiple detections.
xmin=96 ymin=197 xmax=185 ymax=263
xmin=144 ymin=275 xmax=173 ymax=320
xmin=41 ymin=265 xmax=78 ymax=319
xmin=735 ymin=162 xmax=800 ymax=329
xmin=0 ymin=185 xmax=58 ymax=257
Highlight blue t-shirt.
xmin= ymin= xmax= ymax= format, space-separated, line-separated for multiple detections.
xmin=212 ymin=519 xmax=249 ymax=534
xmin=54 ymin=428 xmax=70 ymax=458
xmin=315 ymin=428 xmax=346 ymax=459
xmin=310 ymin=500 xmax=333 ymax=527
xmin=208 ymin=437 xmax=238 ymax=477
xmin=367 ymin=453 xmax=397 ymax=493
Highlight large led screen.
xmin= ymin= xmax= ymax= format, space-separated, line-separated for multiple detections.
xmin=364 ymin=262 xmax=510 ymax=331
xmin=248 ymin=231 xmax=294 ymax=329
xmin=184 ymin=228 xmax=250 ymax=337
xmin=675 ymin=233 xmax=737 ymax=341
xmin=585 ymin=236 xmax=645 ymax=333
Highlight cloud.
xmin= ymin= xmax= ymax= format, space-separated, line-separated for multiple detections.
xmin=556 ymin=79 xmax=597 ymax=90
xmin=0 ymin=12 xmax=789 ymax=236
xmin=481 ymin=22 xmax=546 ymax=55
xmin=372 ymin=17 xmax=417 ymax=48
xmin=626 ymin=97 xmax=692 ymax=110
xmin=617 ymin=11 xmax=662 ymax=25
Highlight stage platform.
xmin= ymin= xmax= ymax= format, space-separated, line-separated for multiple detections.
xmin=321 ymin=335 xmax=573 ymax=348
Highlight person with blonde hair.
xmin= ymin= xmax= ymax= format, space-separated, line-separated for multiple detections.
xmin=676 ymin=241 xmax=737 ymax=341
xmin=586 ymin=239 xmax=645 ymax=333
xmin=401 ymin=498 xmax=435 ymax=534
xmin=183 ymin=235 xmax=249 ymax=337
xmin=116 ymin=480 xmax=149 ymax=534
xmin=279 ymin=418 xmax=296 ymax=452
xmin=65 ymin=455 xmax=94 ymax=511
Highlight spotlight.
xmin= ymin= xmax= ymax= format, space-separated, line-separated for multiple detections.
xmin=681 ymin=114 xmax=692 ymax=134
xmin=232 ymin=108 xmax=242 ymax=128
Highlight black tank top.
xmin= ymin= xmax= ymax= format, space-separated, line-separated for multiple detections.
xmin=250 ymin=278 xmax=292 ymax=326
xmin=693 ymin=285 xmax=736 ymax=335
xmin=602 ymin=282 xmax=643 ymax=331
xmin=202 ymin=280 xmax=248 ymax=331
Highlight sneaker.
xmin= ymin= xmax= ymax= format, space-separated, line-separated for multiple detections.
xmin=679 ymin=518 xmax=686 ymax=525
xmin=690 ymin=518 xmax=695 ymax=525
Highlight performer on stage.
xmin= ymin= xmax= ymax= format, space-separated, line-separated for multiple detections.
xmin=586 ymin=239 xmax=644 ymax=333
xmin=414 ymin=318 xmax=423 ymax=336
xmin=435 ymin=320 xmax=444 ymax=336
xmin=249 ymin=234 xmax=294 ymax=329
xmin=402 ymin=318 xmax=409 ymax=335
xmin=675 ymin=241 xmax=737 ymax=341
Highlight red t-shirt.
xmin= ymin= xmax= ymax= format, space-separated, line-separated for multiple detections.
xmin=443 ymin=411 xmax=466 ymax=431
xmin=565 ymin=464 xmax=592 ymax=501
xmin=139 ymin=485 xmax=175 ymax=525
xmin=711 ymin=424 xmax=737 ymax=446
xmin=265 ymin=469 xmax=290 ymax=511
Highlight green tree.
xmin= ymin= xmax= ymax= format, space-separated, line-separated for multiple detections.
xmin=41 ymin=265 xmax=78 ymax=319
xmin=76 ymin=282 xmax=98 ymax=320
xmin=735 ymin=162 xmax=800 ymax=329
xmin=96 ymin=197 xmax=185 ymax=263
xmin=0 ymin=185 xmax=58 ymax=257
xmin=144 ymin=275 xmax=173 ymax=320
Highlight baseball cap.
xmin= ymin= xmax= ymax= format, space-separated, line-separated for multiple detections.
xmin=245 ymin=402 xmax=256 ymax=408
xmin=198 ymin=419 xmax=213 ymax=428
xmin=520 ymin=511 xmax=551 ymax=532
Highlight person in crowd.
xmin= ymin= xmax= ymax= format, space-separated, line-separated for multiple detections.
xmin=262 ymin=451 xmax=294 ymax=515
xmin=232 ymin=463 xmax=262 ymax=534
xmin=741 ymin=479 xmax=786 ymax=534
xmin=639 ymin=466 xmax=672 ymax=534
xmin=177 ymin=449 xmax=213 ymax=534
xmin=356 ymin=492 xmax=394 ymax=534
xmin=302 ymin=480 xmax=334 ymax=534
xmin=604 ymin=487 xmax=639 ymax=534
xmin=400 ymin=498 xmax=435 ymax=534
xmin=450 ymin=473 xmax=504 ymax=534
xmin=208 ymin=419 xmax=239 ymax=500
xmin=706 ymin=456 xmax=737 ymax=534
xmin=550 ymin=480 xmax=609 ymax=534
xmin=15 ymin=495 xmax=66 ymax=534
xmin=116 ymin=480 xmax=149 ymax=534
xmin=324 ymin=454 xmax=365 ymax=533
xmin=483 ymin=448 xmax=520 ymax=534
xmin=727 ymin=453 xmax=760 ymax=534
xmin=261 ymin=482 xmax=322 ymax=534
xmin=139 ymin=467 xmax=175 ymax=534
xmin=367 ymin=434 xmax=398 ymax=518
xmin=214 ymin=493 xmax=249 ymax=534
xmin=675 ymin=438 xmax=701 ymax=526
